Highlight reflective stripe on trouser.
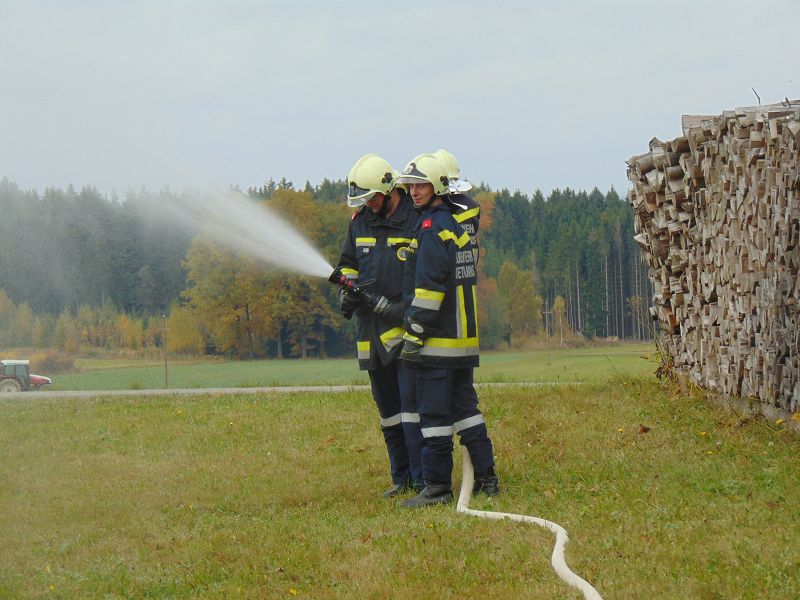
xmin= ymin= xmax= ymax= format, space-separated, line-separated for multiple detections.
xmin=415 ymin=366 xmax=495 ymax=484
xmin=369 ymin=363 xmax=409 ymax=484
xmin=396 ymin=361 xmax=423 ymax=488
xmin=369 ymin=361 xmax=427 ymax=486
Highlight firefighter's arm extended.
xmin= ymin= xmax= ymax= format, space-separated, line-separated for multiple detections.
xmin=335 ymin=219 xmax=363 ymax=319
xmin=335 ymin=224 xmax=404 ymax=325
xmin=329 ymin=266 xmax=401 ymax=324
xmin=357 ymin=290 xmax=404 ymax=326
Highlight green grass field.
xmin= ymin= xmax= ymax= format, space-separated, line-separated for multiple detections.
xmin=2 ymin=362 xmax=799 ymax=597
xmin=52 ymin=343 xmax=658 ymax=390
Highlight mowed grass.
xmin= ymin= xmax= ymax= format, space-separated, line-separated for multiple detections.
xmin=2 ymin=377 xmax=799 ymax=598
xmin=53 ymin=343 xmax=657 ymax=390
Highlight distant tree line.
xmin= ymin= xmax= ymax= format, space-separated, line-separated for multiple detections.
xmin=478 ymin=185 xmax=652 ymax=341
xmin=0 ymin=176 xmax=649 ymax=359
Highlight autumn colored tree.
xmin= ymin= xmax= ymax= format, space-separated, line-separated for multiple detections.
xmin=54 ymin=309 xmax=80 ymax=353
xmin=182 ymin=237 xmax=274 ymax=358
xmin=263 ymin=190 xmax=347 ymax=357
xmin=166 ymin=303 xmax=205 ymax=354
xmin=0 ymin=290 xmax=15 ymax=338
xmin=473 ymin=190 xmax=495 ymax=233
xmin=31 ymin=314 xmax=55 ymax=348
xmin=145 ymin=317 xmax=163 ymax=350
xmin=115 ymin=313 xmax=144 ymax=350
xmin=8 ymin=302 xmax=34 ymax=346
xmin=552 ymin=294 xmax=569 ymax=346
xmin=497 ymin=261 xmax=542 ymax=347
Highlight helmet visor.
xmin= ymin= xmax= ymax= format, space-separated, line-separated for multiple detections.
xmin=396 ymin=175 xmax=429 ymax=185
xmin=347 ymin=182 xmax=377 ymax=208
xmin=347 ymin=192 xmax=376 ymax=208
xmin=398 ymin=161 xmax=430 ymax=185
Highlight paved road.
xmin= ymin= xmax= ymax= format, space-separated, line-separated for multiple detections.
xmin=8 ymin=381 xmax=584 ymax=400
xmin=9 ymin=385 xmax=369 ymax=400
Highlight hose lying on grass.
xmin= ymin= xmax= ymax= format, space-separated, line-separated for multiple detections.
xmin=456 ymin=446 xmax=603 ymax=600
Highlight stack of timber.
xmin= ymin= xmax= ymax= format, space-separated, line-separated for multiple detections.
xmin=627 ymin=99 xmax=800 ymax=416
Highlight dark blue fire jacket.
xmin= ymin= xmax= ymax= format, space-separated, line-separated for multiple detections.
xmin=337 ymin=194 xmax=417 ymax=370
xmin=402 ymin=201 xmax=480 ymax=369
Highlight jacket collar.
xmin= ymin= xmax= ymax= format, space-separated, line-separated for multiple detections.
xmin=365 ymin=194 xmax=414 ymax=228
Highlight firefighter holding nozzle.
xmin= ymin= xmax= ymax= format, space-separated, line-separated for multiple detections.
xmin=335 ymin=154 xmax=424 ymax=497
xmin=396 ymin=153 xmax=499 ymax=508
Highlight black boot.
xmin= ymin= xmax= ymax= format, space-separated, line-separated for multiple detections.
xmin=401 ymin=483 xmax=453 ymax=508
xmin=382 ymin=482 xmax=410 ymax=498
xmin=473 ymin=469 xmax=500 ymax=496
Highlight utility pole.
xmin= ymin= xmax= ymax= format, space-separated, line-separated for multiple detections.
xmin=162 ymin=314 xmax=168 ymax=389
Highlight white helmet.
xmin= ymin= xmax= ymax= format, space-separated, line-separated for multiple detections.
xmin=396 ymin=154 xmax=450 ymax=195
xmin=346 ymin=154 xmax=397 ymax=208
xmin=433 ymin=148 xmax=473 ymax=193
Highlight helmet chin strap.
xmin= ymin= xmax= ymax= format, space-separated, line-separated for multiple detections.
xmin=413 ymin=194 xmax=436 ymax=212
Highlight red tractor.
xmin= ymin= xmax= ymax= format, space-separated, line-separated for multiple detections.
xmin=0 ymin=359 xmax=52 ymax=392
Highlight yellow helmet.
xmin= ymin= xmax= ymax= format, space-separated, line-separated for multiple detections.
xmin=397 ymin=154 xmax=450 ymax=195
xmin=433 ymin=148 xmax=472 ymax=193
xmin=346 ymin=154 xmax=397 ymax=208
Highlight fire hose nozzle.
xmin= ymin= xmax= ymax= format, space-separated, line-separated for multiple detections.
xmin=328 ymin=267 xmax=398 ymax=323
xmin=327 ymin=267 xmax=374 ymax=300
xmin=328 ymin=267 xmax=346 ymax=286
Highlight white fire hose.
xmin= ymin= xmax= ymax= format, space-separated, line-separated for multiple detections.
xmin=457 ymin=447 xmax=603 ymax=600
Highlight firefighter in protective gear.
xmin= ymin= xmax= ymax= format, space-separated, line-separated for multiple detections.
xmin=432 ymin=149 xmax=480 ymax=250
xmin=336 ymin=153 xmax=424 ymax=497
xmin=396 ymin=154 xmax=499 ymax=508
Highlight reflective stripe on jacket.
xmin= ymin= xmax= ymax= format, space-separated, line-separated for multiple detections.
xmin=448 ymin=193 xmax=480 ymax=241
xmin=337 ymin=194 xmax=417 ymax=370
xmin=403 ymin=202 xmax=480 ymax=369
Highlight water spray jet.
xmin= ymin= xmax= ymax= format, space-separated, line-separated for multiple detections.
xmin=161 ymin=188 xmax=334 ymax=279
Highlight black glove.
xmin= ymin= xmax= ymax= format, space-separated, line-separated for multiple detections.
xmin=379 ymin=302 xmax=405 ymax=327
xmin=359 ymin=289 xmax=385 ymax=312
xmin=400 ymin=337 xmax=423 ymax=365
xmin=361 ymin=292 xmax=405 ymax=326
xmin=338 ymin=288 xmax=361 ymax=320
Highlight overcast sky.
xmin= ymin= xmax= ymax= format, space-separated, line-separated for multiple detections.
xmin=1 ymin=0 xmax=798 ymax=198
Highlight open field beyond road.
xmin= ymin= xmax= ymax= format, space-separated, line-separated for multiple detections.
xmin=2 ymin=372 xmax=799 ymax=598
xmin=52 ymin=343 xmax=658 ymax=391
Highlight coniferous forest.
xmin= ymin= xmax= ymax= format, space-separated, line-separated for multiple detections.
xmin=0 ymin=176 xmax=650 ymax=359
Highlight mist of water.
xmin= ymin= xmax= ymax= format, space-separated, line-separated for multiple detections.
xmin=161 ymin=188 xmax=334 ymax=279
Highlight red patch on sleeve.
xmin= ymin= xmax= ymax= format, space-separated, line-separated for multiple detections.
xmin=351 ymin=212 xmax=357 ymax=221
xmin=422 ymin=218 xmax=432 ymax=230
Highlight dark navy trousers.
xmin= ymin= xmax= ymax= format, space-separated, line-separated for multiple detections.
xmin=368 ymin=361 xmax=423 ymax=488
xmin=413 ymin=367 xmax=495 ymax=486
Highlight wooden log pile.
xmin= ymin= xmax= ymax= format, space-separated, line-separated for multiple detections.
xmin=627 ymin=99 xmax=800 ymax=415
